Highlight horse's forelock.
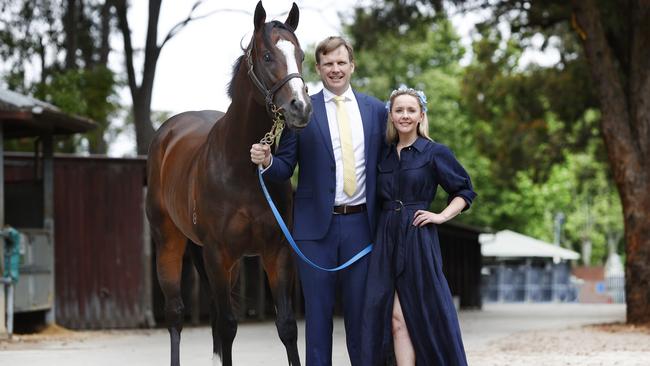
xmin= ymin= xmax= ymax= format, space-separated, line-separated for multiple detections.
xmin=262 ymin=21 xmax=299 ymax=50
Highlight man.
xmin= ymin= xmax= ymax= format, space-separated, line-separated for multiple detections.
xmin=251 ymin=36 xmax=387 ymax=366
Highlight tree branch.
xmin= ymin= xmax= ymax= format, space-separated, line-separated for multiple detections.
xmin=159 ymin=4 xmax=253 ymax=49
xmin=141 ymin=0 xmax=162 ymax=100
xmin=113 ymin=0 xmax=138 ymax=99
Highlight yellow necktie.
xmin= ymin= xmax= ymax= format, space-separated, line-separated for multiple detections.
xmin=334 ymin=96 xmax=357 ymax=196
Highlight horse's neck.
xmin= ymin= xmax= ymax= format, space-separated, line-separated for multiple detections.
xmin=204 ymin=88 xmax=271 ymax=176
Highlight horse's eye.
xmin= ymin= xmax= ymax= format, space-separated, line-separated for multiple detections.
xmin=264 ymin=52 xmax=272 ymax=62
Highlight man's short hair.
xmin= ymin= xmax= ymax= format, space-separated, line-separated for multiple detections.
xmin=315 ymin=36 xmax=354 ymax=64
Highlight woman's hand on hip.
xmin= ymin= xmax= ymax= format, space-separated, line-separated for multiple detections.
xmin=412 ymin=210 xmax=447 ymax=226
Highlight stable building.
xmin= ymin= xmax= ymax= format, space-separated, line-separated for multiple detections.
xmin=0 ymin=88 xmax=96 ymax=335
xmin=480 ymin=230 xmax=580 ymax=303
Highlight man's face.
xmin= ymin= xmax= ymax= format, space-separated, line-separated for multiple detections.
xmin=315 ymin=45 xmax=355 ymax=96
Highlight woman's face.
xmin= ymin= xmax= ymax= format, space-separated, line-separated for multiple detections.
xmin=390 ymin=94 xmax=423 ymax=139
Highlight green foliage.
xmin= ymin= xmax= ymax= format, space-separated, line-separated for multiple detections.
xmin=345 ymin=15 xmax=492 ymax=228
xmin=40 ymin=66 xmax=120 ymax=153
xmin=459 ymin=21 xmax=622 ymax=262
xmin=499 ymin=138 xmax=623 ymax=264
xmin=462 ymin=25 xmax=600 ymax=187
xmin=341 ymin=0 xmax=625 ymax=262
xmin=0 ymin=0 xmax=119 ymax=154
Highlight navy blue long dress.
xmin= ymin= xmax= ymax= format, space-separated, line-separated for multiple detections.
xmin=361 ymin=137 xmax=476 ymax=366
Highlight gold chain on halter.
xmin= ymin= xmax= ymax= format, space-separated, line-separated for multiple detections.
xmin=259 ymin=104 xmax=285 ymax=150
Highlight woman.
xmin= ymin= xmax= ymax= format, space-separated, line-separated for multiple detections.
xmin=361 ymin=86 xmax=476 ymax=365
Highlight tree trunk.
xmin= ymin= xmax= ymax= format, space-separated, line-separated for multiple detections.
xmin=572 ymin=0 xmax=650 ymax=323
xmin=134 ymin=100 xmax=156 ymax=155
xmin=113 ymin=0 xmax=161 ymax=155
xmin=99 ymin=1 xmax=111 ymax=65
xmin=63 ymin=0 xmax=79 ymax=70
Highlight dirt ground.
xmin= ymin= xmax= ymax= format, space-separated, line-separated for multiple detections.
xmin=1 ymin=303 xmax=648 ymax=365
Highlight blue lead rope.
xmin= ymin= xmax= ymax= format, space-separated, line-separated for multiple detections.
xmin=257 ymin=166 xmax=373 ymax=272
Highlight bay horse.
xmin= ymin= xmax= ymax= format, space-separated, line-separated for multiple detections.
xmin=145 ymin=2 xmax=311 ymax=365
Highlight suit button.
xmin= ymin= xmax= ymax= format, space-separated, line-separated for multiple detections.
xmin=330 ymin=166 xmax=335 ymax=172
xmin=329 ymin=188 xmax=335 ymax=193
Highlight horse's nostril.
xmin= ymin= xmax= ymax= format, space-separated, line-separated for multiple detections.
xmin=291 ymin=99 xmax=304 ymax=111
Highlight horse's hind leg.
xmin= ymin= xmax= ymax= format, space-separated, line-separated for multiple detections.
xmin=263 ymin=246 xmax=300 ymax=365
xmin=188 ymin=243 xmax=227 ymax=364
xmin=199 ymin=244 xmax=238 ymax=366
xmin=153 ymin=222 xmax=188 ymax=366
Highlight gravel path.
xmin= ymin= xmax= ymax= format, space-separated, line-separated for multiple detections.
xmin=2 ymin=303 xmax=647 ymax=365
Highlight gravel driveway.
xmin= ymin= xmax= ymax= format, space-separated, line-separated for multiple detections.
xmin=2 ymin=303 xmax=647 ymax=365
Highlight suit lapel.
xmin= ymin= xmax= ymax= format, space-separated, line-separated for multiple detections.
xmin=312 ymin=91 xmax=335 ymax=161
xmin=354 ymin=90 xmax=374 ymax=163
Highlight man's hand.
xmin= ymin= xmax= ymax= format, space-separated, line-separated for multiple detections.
xmin=250 ymin=143 xmax=271 ymax=167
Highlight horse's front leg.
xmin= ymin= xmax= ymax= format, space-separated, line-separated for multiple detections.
xmin=203 ymin=245 xmax=238 ymax=366
xmin=263 ymin=246 xmax=300 ymax=365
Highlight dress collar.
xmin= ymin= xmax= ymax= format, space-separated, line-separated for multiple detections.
xmin=411 ymin=136 xmax=429 ymax=152
xmin=392 ymin=136 xmax=429 ymax=153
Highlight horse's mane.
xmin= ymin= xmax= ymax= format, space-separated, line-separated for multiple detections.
xmin=227 ymin=21 xmax=294 ymax=99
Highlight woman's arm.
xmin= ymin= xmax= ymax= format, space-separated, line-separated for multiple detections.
xmin=412 ymin=196 xmax=467 ymax=227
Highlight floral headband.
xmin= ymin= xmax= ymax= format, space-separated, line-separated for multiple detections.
xmin=385 ymin=85 xmax=428 ymax=113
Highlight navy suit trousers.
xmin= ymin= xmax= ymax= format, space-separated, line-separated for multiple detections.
xmin=296 ymin=211 xmax=371 ymax=366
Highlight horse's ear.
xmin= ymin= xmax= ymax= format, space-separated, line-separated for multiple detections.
xmin=254 ymin=1 xmax=266 ymax=31
xmin=284 ymin=3 xmax=300 ymax=32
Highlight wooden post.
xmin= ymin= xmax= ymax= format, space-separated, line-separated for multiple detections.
xmin=42 ymin=134 xmax=55 ymax=325
xmin=0 ymin=124 xmax=6 ymax=335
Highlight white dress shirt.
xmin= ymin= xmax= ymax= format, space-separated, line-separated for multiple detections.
xmin=323 ymin=87 xmax=367 ymax=206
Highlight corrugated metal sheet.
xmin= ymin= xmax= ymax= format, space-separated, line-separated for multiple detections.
xmin=5 ymin=154 xmax=148 ymax=329
xmin=53 ymin=156 xmax=147 ymax=329
xmin=4 ymin=153 xmax=483 ymax=328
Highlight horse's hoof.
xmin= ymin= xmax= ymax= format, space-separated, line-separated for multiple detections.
xmin=212 ymin=353 xmax=223 ymax=366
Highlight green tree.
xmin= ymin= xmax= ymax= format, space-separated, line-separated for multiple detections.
xmin=344 ymin=16 xmax=493 ymax=228
xmin=467 ymin=0 xmax=650 ymax=323
xmin=500 ymin=137 xmax=623 ymax=265
xmin=344 ymin=0 xmax=649 ymax=323
xmin=0 ymin=0 xmax=118 ymax=154
xmin=111 ymin=0 xmax=245 ymax=155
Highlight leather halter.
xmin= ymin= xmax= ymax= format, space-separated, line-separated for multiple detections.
xmin=246 ymin=36 xmax=304 ymax=115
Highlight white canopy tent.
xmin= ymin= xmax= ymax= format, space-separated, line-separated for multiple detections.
xmin=479 ymin=230 xmax=580 ymax=260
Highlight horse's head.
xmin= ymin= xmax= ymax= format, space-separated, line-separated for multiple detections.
xmin=247 ymin=1 xmax=312 ymax=130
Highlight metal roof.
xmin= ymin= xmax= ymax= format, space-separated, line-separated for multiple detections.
xmin=479 ymin=229 xmax=580 ymax=260
xmin=0 ymin=88 xmax=97 ymax=138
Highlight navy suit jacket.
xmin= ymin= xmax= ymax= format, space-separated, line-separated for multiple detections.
xmin=264 ymin=89 xmax=388 ymax=241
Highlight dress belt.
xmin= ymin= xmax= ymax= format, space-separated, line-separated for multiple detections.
xmin=333 ymin=203 xmax=367 ymax=215
xmin=382 ymin=200 xmax=428 ymax=211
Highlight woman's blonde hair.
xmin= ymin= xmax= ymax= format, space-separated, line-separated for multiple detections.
xmin=385 ymin=87 xmax=431 ymax=144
